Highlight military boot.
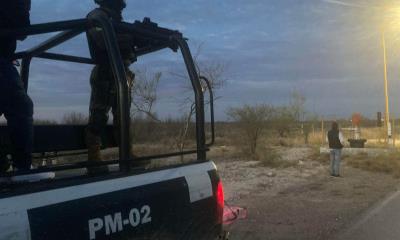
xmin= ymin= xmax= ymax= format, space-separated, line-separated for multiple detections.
xmin=87 ymin=144 xmax=102 ymax=162
xmin=86 ymin=129 xmax=108 ymax=175
xmin=86 ymin=129 xmax=102 ymax=161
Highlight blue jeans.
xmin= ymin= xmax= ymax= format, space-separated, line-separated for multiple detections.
xmin=0 ymin=58 xmax=33 ymax=170
xmin=330 ymin=149 xmax=342 ymax=176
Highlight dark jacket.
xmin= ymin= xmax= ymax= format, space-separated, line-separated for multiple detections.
xmin=328 ymin=129 xmax=343 ymax=149
xmin=0 ymin=0 xmax=31 ymax=60
xmin=86 ymin=7 xmax=135 ymax=66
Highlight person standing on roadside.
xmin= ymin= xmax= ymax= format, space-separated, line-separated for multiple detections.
xmin=327 ymin=121 xmax=345 ymax=177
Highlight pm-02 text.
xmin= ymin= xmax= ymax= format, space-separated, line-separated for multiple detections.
xmin=88 ymin=205 xmax=152 ymax=240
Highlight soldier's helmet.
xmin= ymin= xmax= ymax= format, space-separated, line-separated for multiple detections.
xmin=94 ymin=0 xmax=126 ymax=10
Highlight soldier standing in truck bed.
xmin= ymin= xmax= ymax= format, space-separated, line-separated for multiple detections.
xmin=0 ymin=0 xmax=34 ymax=172
xmin=86 ymin=0 xmax=136 ymax=172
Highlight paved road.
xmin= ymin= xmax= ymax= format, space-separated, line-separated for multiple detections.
xmin=337 ymin=189 xmax=400 ymax=240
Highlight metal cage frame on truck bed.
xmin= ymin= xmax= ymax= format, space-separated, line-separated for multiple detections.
xmin=0 ymin=15 xmax=215 ymax=178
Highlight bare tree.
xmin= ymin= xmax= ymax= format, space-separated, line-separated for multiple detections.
xmin=271 ymin=106 xmax=296 ymax=138
xmin=290 ymin=89 xmax=306 ymax=123
xmin=131 ymin=68 xmax=162 ymax=122
xmin=129 ymin=45 xmax=226 ymax=157
xmin=170 ymin=43 xmax=227 ymax=155
xmin=174 ymin=104 xmax=196 ymax=158
xmin=227 ymin=104 xmax=274 ymax=156
xmin=171 ymin=43 xmax=226 ymax=100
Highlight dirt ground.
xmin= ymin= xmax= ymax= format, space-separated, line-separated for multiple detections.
xmin=212 ymin=147 xmax=400 ymax=240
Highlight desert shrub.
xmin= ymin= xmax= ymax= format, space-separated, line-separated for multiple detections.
xmin=255 ymin=147 xmax=297 ymax=168
xmin=227 ymin=104 xmax=274 ymax=157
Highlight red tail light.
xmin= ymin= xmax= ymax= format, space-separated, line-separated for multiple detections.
xmin=216 ymin=180 xmax=224 ymax=223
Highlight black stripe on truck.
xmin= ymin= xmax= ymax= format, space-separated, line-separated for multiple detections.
xmin=27 ymin=169 xmax=221 ymax=240
xmin=28 ymin=177 xmax=190 ymax=240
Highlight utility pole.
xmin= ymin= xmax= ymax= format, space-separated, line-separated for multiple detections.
xmin=321 ymin=118 xmax=324 ymax=145
xmin=382 ymin=30 xmax=392 ymax=142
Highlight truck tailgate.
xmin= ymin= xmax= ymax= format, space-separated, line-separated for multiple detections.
xmin=0 ymin=161 xmax=222 ymax=240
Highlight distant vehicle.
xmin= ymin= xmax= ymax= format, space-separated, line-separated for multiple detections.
xmin=0 ymin=15 xmax=226 ymax=240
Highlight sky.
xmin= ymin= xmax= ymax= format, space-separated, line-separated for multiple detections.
xmin=11 ymin=0 xmax=400 ymax=121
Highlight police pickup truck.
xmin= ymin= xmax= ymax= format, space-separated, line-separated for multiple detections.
xmin=0 ymin=16 xmax=225 ymax=240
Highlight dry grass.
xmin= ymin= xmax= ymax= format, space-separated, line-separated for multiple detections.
xmin=358 ymin=127 xmax=392 ymax=148
xmin=279 ymin=127 xmax=400 ymax=148
xmin=308 ymin=132 xmax=325 ymax=145
xmin=221 ymin=136 xmax=298 ymax=168
xmin=346 ymin=152 xmax=400 ymax=178
xmin=255 ymin=131 xmax=324 ymax=148
xmin=361 ymin=127 xmax=386 ymax=140
xmin=309 ymin=147 xmax=400 ymax=178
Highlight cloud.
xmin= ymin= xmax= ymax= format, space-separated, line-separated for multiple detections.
xmin=14 ymin=0 xmax=398 ymax=121
xmin=321 ymin=0 xmax=366 ymax=8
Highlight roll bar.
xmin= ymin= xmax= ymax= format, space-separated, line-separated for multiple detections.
xmin=0 ymin=16 xmax=213 ymax=175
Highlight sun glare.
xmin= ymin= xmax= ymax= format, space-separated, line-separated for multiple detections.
xmin=383 ymin=6 xmax=400 ymax=33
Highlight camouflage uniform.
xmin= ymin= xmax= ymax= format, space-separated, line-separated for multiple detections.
xmin=86 ymin=7 xmax=135 ymax=161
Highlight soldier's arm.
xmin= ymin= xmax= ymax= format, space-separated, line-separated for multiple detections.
xmin=119 ymin=34 xmax=136 ymax=65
